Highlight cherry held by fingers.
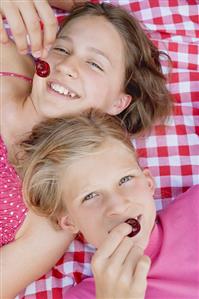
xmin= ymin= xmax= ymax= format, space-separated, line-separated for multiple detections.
xmin=35 ymin=59 xmax=50 ymax=77
xmin=125 ymin=218 xmax=141 ymax=237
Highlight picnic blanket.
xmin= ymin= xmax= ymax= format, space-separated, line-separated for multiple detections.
xmin=9 ymin=0 xmax=198 ymax=297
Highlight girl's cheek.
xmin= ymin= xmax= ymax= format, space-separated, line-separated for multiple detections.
xmin=46 ymin=52 xmax=61 ymax=65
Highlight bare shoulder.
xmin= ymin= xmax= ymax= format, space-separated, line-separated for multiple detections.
xmin=0 ymin=39 xmax=34 ymax=104
xmin=0 ymin=40 xmax=34 ymax=143
xmin=0 ymin=39 xmax=34 ymax=77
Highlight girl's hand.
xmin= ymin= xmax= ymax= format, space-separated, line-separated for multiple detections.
xmin=91 ymin=223 xmax=151 ymax=299
xmin=0 ymin=0 xmax=58 ymax=58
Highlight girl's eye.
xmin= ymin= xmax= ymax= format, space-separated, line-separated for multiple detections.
xmin=83 ymin=192 xmax=98 ymax=202
xmin=119 ymin=175 xmax=134 ymax=186
xmin=53 ymin=47 xmax=70 ymax=55
xmin=88 ymin=61 xmax=103 ymax=71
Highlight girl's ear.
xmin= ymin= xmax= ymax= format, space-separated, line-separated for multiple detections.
xmin=108 ymin=93 xmax=132 ymax=115
xmin=59 ymin=214 xmax=79 ymax=235
xmin=143 ymin=168 xmax=155 ymax=195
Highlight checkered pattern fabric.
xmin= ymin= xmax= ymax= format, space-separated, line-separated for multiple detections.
xmin=9 ymin=0 xmax=198 ymax=297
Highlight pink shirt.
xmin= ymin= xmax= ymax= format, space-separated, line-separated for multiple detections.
xmin=0 ymin=72 xmax=31 ymax=246
xmin=65 ymin=185 xmax=199 ymax=299
xmin=0 ymin=136 xmax=27 ymax=246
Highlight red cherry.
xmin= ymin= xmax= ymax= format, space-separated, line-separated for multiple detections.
xmin=35 ymin=59 xmax=50 ymax=77
xmin=125 ymin=218 xmax=141 ymax=238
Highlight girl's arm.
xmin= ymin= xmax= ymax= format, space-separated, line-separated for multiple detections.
xmin=0 ymin=40 xmax=34 ymax=141
xmin=1 ymin=211 xmax=74 ymax=299
xmin=91 ymin=223 xmax=150 ymax=299
xmin=0 ymin=39 xmax=34 ymax=77
xmin=0 ymin=0 xmax=86 ymax=57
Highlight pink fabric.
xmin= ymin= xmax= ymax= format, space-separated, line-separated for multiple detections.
xmin=0 ymin=136 xmax=27 ymax=246
xmin=0 ymin=72 xmax=30 ymax=246
xmin=65 ymin=185 xmax=199 ymax=299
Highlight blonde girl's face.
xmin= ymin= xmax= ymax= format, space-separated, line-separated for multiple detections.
xmin=62 ymin=139 xmax=156 ymax=249
xmin=31 ymin=16 xmax=131 ymax=119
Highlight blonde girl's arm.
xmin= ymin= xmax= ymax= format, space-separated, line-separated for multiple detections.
xmin=0 ymin=211 xmax=74 ymax=299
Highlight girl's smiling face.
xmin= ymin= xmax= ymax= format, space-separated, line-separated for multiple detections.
xmin=31 ymin=15 xmax=131 ymax=119
xmin=62 ymin=139 xmax=156 ymax=249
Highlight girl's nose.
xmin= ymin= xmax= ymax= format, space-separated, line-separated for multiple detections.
xmin=106 ymin=194 xmax=130 ymax=217
xmin=56 ymin=56 xmax=79 ymax=79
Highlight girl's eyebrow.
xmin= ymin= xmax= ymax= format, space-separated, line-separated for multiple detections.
xmin=57 ymin=35 xmax=112 ymax=66
xmin=87 ymin=47 xmax=112 ymax=66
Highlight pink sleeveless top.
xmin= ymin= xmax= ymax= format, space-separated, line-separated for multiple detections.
xmin=0 ymin=72 xmax=31 ymax=246
xmin=0 ymin=136 xmax=27 ymax=246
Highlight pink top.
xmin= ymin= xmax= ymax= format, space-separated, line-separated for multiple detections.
xmin=0 ymin=71 xmax=31 ymax=246
xmin=65 ymin=185 xmax=199 ymax=299
xmin=0 ymin=136 xmax=27 ymax=246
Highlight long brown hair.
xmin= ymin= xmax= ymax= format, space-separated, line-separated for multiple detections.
xmin=58 ymin=2 xmax=173 ymax=135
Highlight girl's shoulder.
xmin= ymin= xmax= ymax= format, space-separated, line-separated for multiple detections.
xmin=0 ymin=40 xmax=34 ymax=141
xmin=0 ymin=40 xmax=34 ymax=105
xmin=0 ymin=39 xmax=34 ymax=78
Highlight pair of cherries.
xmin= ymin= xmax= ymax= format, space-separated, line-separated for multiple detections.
xmin=35 ymin=59 xmax=50 ymax=77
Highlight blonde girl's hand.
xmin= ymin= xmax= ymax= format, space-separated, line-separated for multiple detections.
xmin=0 ymin=0 xmax=58 ymax=58
xmin=91 ymin=223 xmax=151 ymax=299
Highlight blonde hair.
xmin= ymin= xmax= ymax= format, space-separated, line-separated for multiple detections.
xmin=59 ymin=2 xmax=173 ymax=135
xmin=20 ymin=110 xmax=135 ymax=224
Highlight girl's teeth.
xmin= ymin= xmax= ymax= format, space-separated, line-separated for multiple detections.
xmin=51 ymin=83 xmax=77 ymax=98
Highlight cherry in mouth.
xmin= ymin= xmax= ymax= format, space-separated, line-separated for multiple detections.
xmin=125 ymin=218 xmax=141 ymax=237
xmin=35 ymin=59 xmax=50 ymax=77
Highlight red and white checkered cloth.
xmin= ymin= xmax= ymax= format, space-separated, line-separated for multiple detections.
xmin=11 ymin=0 xmax=198 ymax=297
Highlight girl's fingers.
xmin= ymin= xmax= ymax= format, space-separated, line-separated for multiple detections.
xmin=18 ymin=1 xmax=42 ymax=57
xmin=3 ymin=3 xmax=28 ymax=54
xmin=0 ymin=15 xmax=9 ymax=43
xmin=125 ymin=256 xmax=150 ymax=298
xmin=107 ymin=236 xmax=134 ymax=268
xmin=130 ymin=255 xmax=151 ymax=296
xmin=92 ymin=223 xmax=133 ymax=276
xmin=1 ymin=0 xmax=57 ymax=56
xmin=121 ymin=245 xmax=144 ymax=282
xmin=34 ymin=0 xmax=58 ymax=54
xmin=93 ymin=223 xmax=132 ymax=261
xmin=134 ymin=255 xmax=151 ymax=281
